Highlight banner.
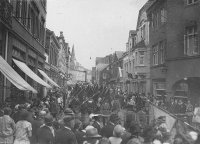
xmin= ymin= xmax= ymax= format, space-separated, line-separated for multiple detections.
xmin=150 ymin=104 xmax=176 ymax=132
xmin=192 ymin=107 xmax=200 ymax=123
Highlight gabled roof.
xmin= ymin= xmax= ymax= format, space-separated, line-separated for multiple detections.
xmin=96 ymin=64 xmax=109 ymax=71
xmin=136 ymin=0 xmax=155 ymax=29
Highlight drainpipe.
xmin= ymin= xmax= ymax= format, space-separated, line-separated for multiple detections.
xmin=3 ymin=31 xmax=8 ymax=102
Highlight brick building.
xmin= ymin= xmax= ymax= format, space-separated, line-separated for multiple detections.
xmin=147 ymin=0 xmax=200 ymax=105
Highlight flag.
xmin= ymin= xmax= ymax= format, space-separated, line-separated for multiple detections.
xmin=150 ymin=103 xmax=176 ymax=132
xmin=118 ymin=67 xmax=123 ymax=77
xmin=192 ymin=107 xmax=200 ymax=123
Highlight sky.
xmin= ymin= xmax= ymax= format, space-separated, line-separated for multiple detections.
xmin=46 ymin=0 xmax=148 ymax=70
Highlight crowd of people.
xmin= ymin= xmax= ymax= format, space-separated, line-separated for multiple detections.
xmin=0 ymin=83 xmax=200 ymax=144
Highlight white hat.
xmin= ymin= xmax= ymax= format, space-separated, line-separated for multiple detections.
xmin=153 ymin=139 xmax=162 ymax=144
xmin=89 ymin=113 xmax=99 ymax=119
xmin=85 ymin=125 xmax=94 ymax=131
xmin=189 ymin=131 xmax=198 ymax=141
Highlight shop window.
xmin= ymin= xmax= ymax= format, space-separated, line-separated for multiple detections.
xmin=184 ymin=26 xmax=198 ymax=56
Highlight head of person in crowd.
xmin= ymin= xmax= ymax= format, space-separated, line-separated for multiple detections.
xmin=3 ymin=107 xmax=12 ymax=116
xmin=85 ymin=127 xmax=102 ymax=139
xmin=44 ymin=115 xmax=54 ymax=127
xmin=173 ymin=137 xmax=183 ymax=144
xmin=39 ymin=110 xmax=46 ymax=119
xmin=129 ymin=122 xmax=141 ymax=137
xmin=113 ymin=124 xmax=124 ymax=138
xmin=20 ymin=110 xmax=30 ymax=121
xmin=74 ymin=120 xmax=83 ymax=131
xmin=109 ymin=113 xmax=121 ymax=125
xmin=63 ymin=115 xmax=75 ymax=129
xmin=64 ymin=108 xmax=74 ymax=116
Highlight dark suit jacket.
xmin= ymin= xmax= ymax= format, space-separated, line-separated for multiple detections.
xmin=37 ymin=125 xmax=54 ymax=144
xmin=92 ymin=121 xmax=101 ymax=133
xmin=100 ymin=122 xmax=115 ymax=138
xmin=55 ymin=127 xmax=77 ymax=144
xmin=30 ymin=119 xmax=43 ymax=144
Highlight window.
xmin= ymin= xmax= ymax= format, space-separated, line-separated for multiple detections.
xmin=15 ymin=0 xmax=21 ymax=20
xmin=31 ymin=9 xmax=35 ymax=34
xmin=153 ymin=45 xmax=159 ymax=65
xmin=184 ymin=26 xmax=198 ymax=56
xmin=160 ymin=41 xmax=166 ymax=64
xmin=141 ymin=25 xmax=146 ymax=40
xmin=153 ymin=82 xmax=166 ymax=97
xmin=187 ymin=0 xmax=199 ymax=5
xmin=27 ymin=6 xmax=31 ymax=31
xmin=161 ymin=8 xmax=167 ymax=24
xmin=21 ymin=0 xmax=27 ymax=26
xmin=139 ymin=51 xmax=145 ymax=65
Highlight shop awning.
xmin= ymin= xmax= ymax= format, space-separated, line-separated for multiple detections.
xmin=0 ymin=56 xmax=37 ymax=93
xmin=13 ymin=59 xmax=52 ymax=88
xmin=38 ymin=69 xmax=60 ymax=88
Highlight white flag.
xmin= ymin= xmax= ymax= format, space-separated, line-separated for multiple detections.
xmin=150 ymin=104 xmax=176 ymax=132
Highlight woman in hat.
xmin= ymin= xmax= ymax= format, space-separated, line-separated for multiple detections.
xmin=14 ymin=110 xmax=32 ymax=144
xmin=83 ymin=128 xmax=102 ymax=144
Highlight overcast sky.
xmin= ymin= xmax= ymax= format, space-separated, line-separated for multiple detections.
xmin=46 ymin=0 xmax=148 ymax=70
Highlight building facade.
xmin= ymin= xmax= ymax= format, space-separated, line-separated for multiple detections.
xmin=147 ymin=0 xmax=200 ymax=104
xmin=57 ymin=32 xmax=70 ymax=87
xmin=0 ymin=0 xmax=47 ymax=102
xmin=132 ymin=1 xmax=152 ymax=95
xmin=123 ymin=31 xmax=136 ymax=94
xmin=0 ymin=0 xmax=13 ymax=102
xmin=45 ymin=29 xmax=60 ymax=86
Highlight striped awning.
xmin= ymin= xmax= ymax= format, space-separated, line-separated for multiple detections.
xmin=0 ymin=56 xmax=37 ymax=93
xmin=13 ymin=59 xmax=52 ymax=88
xmin=38 ymin=69 xmax=60 ymax=88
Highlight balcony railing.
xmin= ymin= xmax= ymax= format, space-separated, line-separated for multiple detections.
xmin=0 ymin=0 xmax=12 ymax=27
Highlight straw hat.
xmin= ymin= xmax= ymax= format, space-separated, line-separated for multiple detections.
xmin=84 ymin=128 xmax=102 ymax=138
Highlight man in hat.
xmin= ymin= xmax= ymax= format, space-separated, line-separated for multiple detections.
xmin=55 ymin=115 xmax=77 ymax=144
xmin=83 ymin=128 xmax=102 ymax=144
xmin=101 ymin=113 xmax=121 ymax=138
xmin=91 ymin=114 xmax=102 ymax=133
xmin=37 ymin=115 xmax=55 ymax=144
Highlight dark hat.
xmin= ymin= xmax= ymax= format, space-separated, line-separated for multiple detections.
xmin=110 ymin=113 xmax=120 ymax=123
xmin=20 ymin=110 xmax=30 ymax=120
xmin=84 ymin=128 xmax=102 ymax=138
xmin=63 ymin=115 xmax=74 ymax=124
xmin=64 ymin=108 xmax=74 ymax=115
xmin=44 ymin=115 xmax=54 ymax=124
